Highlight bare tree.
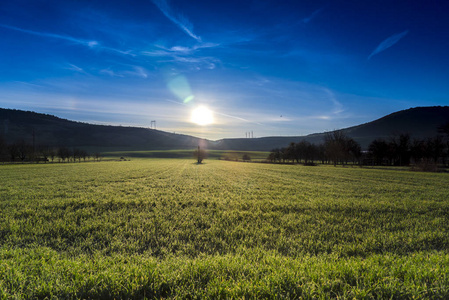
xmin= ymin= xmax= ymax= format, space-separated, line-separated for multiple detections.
xmin=285 ymin=142 xmax=297 ymax=163
xmin=280 ymin=147 xmax=289 ymax=163
xmin=267 ymin=150 xmax=276 ymax=163
xmin=0 ymin=135 xmax=7 ymax=162
xmin=80 ymin=150 xmax=89 ymax=162
xmin=193 ymin=146 xmax=207 ymax=164
xmin=73 ymin=148 xmax=82 ymax=162
xmin=37 ymin=145 xmax=51 ymax=163
xmin=7 ymin=143 xmax=18 ymax=162
xmin=324 ymin=131 xmax=347 ymax=166
xmin=317 ymin=143 xmax=327 ymax=164
xmin=49 ymin=148 xmax=56 ymax=163
xmin=57 ymin=147 xmax=71 ymax=163
xmin=369 ymin=139 xmax=389 ymax=165
xmin=16 ymin=140 xmax=32 ymax=163
xmin=347 ymin=138 xmax=362 ymax=165
xmin=389 ymin=133 xmax=411 ymax=166
xmin=411 ymin=138 xmax=425 ymax=164
xmin=268 ymin=148 xmax=282 ymax=163
xmin=94 ymin=152 xmax=101 ymax=162
xmin=324 ymin=130 xmax=361 ymax=166
xmin=427 ymin=136 xmax=445 ymax=164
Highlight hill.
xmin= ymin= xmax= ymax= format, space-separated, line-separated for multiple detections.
xmin=0 ymin=109 xmax=208 ymax=150
xmin=1 ymin=106 xmax=448 ymax=151
xmin=216 ymin=106 xmax=449 ymax=150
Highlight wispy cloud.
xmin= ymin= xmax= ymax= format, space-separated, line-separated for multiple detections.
xmin=0 ymin=23 xmax=134 ymax=56
xmin=99 ymin=65 xmax=149 ymax=78
xmin=151 ymin=0 xmax=201 ymax=42
xmin=0 ymin=23 xmax=98 ymax=48
xmin=217 ymin=111 xmax=264 ymax=126
xmin=66 ymin=64 xmax=87 ymax=74
xmin=324 ymin=88 xmax=344 ymax=115
xmin=142 ymin=43 xmax=218 ymax=57
xmin=12 ymin=81 xmax=45 ymax=88
xmin=303 ymin=8 xmax=324 ymax=24
xmin=368 ymin=30 xmax=409 ymax=60
xmin=141 ymin=44 xmax=220 ymax=70
xmin=125 ymin=66 xmax=149 ymax=78
xmin=100 ymin=69 xmax=123 ymax=77
xmin=98 ymin=45 xmax=135 ymax=56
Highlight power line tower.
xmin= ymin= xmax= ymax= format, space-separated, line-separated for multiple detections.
xmin=150 ymin=120 xmax=156 ymax=129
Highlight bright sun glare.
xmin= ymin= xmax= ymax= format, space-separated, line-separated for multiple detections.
xmin=190 ymin=106 xmax=214 ymax=126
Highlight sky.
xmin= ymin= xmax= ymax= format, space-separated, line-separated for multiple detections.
xmin=0 ymin=0 xmax=448 ymax=140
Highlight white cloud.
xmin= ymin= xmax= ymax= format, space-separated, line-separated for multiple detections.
xmin=125 ymin=66 xmax=148 ymax=78
xmin=0 ymin=23 xmax=97 ymax=47
xmin=100 ymin=69 xmax=123 ymax=77
xmin=151 ymin=0 xmax=201 ymax=42
xmin=66 ymin=64 xmax=88 ymax=74
xmin=323 ymin=88 xmax=344 ymax=115
xmin=368 ymin=30 xmax=409 ymax=60
xmin=99 ymin=66 xmax=149 ymax=78
xmin=0 ymin=23 xmax=134 ymax=56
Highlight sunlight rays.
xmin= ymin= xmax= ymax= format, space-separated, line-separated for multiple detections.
xmin=190 ymin=106 xmax=214 ymax=126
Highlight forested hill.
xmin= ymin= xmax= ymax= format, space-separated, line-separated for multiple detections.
xmin=0 ymin=108 xmax=208 ymax=150
xmin=215 ymin=106 xmax=449 ymax=150
xmin=341 ymin=106 xmax=449 ymax=149
xmin=1 ymin=106 xmax=448 ymax=151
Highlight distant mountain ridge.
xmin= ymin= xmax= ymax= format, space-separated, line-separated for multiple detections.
xmin=0 ymin=108 xmax=208 ymax=150
xmin=215 ymin=106 xmax=449 ymax=150
xmin=1 ymin=106 xmax=448 ymax=151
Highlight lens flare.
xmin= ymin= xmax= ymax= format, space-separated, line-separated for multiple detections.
xmin=167 ymin=75 xmax=194 ymax=103
xmin=191 ymin=106 xmax=214 ymax=125
xmin=184 ymin=95 xmax=195 ymax=103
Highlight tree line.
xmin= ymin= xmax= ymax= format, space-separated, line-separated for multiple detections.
xmin=268 ymin=125 xmax=449 ymax=168
xmin=368 ymin=134 xmax=447 ymax=167
xmin=267 ymin=131 xmax=361 ymax=166
xmin=0 ymin=137 xmax=100 ymax=163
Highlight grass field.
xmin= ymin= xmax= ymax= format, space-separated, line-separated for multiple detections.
xmin=101 ymin=149 xmax=270 ymax=161
xmin=1 ymin=158 xmax=449 ymax=299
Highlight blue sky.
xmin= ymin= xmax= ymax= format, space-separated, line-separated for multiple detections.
xmin=1 ymin=0 xmax=448 ymax=140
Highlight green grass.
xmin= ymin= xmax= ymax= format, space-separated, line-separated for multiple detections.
xmin=102 ymin=149 xmax=270 ymax=160
xmin=1 ymin=159 xmax=449 ymax=298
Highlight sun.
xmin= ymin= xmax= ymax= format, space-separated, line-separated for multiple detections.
xmin=190 ymin=106 xmax=214 ymax=126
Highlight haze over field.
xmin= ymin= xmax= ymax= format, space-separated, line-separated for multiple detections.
xmin=1 ymin=1 xmax=448 ymax=139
